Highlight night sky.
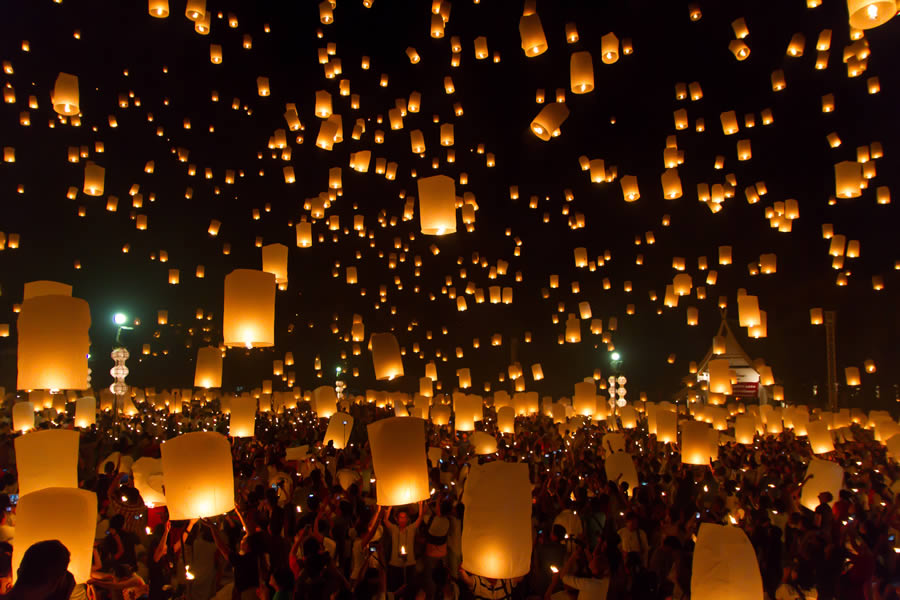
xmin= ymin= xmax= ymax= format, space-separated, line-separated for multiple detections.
xmin=1 ymin=0 xmax=898 ymax=409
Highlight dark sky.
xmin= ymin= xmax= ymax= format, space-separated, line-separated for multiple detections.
xmin=0 ymin=0 xmax=898 ymax=409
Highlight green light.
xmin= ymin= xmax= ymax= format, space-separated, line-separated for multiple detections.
xmin=113 ymin=313 xmax=127 ymax=325
xmin=611 ymin=352 xmax=621 ymax=361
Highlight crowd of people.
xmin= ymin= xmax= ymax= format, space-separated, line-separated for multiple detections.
xmin=0 ymin=396 xmax=899 ymax=600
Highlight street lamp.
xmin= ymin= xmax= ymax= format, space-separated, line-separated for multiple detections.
xmin=111 ymin=313 xmax=134 ymax=431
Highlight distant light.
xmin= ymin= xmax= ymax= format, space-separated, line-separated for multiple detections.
xmin=611 ymin=352 xmax=621 ymax=361
xmin=336 ymin=366 xmax=342 ymax=374
xmin=113 ymin=313 xmax=127 ymax=325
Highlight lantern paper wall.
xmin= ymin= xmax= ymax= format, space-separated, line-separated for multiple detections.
xmin=17 ymin=295 xmax=90 ymax=391
xmin=461 ymin=462 xmax=532 ymax=579
xmin=132 ymin=457 xmax=166 ymax=507
xmin=418 ymin=175 xmax=457 ymax=235
xmin=371 ymin=333 xmax=404 ymax=380
xmin=223 ymin=270 xmax=275 ymax=348
xmin=691 ymin=523 xmax=763 ymax=600
xmin=74 ymin=396 xmax=95 ymax=428
xmin=324 ymin=412 xmax=354 ymax=449
xmin=800 ymin=458 xmax=843 ymax=510
xmin=161 ymin=432 xmax=233 ymax=520
xmin=229 ymin=396 xmax=256 ymax=438
xmin=13 ymin=488 xmax=96 ymax=584
xmin=682 ymin=421 xmax=712 ymax=465
xmin=15 ymin=429 xmax=79 ymax=496
xmin=605 ymin=452 xmax=639 ymax=493
xmin=367 ymin=417 xmax=429 ymax=506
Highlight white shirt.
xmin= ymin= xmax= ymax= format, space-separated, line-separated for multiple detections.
xmin=562 ymin=575 xmax=610 ymax=600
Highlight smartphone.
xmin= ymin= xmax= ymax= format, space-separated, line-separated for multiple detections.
xmin=8 ymin=494 xmax=17 ymax=506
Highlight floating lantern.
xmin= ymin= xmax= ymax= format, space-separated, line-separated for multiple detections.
xmin=13 ymin=488 xmax=96 ymax=584
xmin=834 ymin=161 xmax=863 ymax=198
xmin=681 ymin=421 xmax=712 ymax=465
xmin=418 ymin=175 xmax=457 ymax=235
xmin=74 ymin=397 xmax=95 ymax=428
xmin=800 ymin=458 xmax=843 ymax=510
xmin=12 ymin=402 xmax=33 ymax=432
xmin=570 ymin=51 xmax=594 ymax=93
xmin=519 ymin=13 xmax=547 ymax=56
xmin=324 ymin=413 xmax=354 ymax=449
xmin=368 ymin=417 xmax=429 ymax=505
xmin=371 ymin=333 xmax=404 ymax=380
xmin=605 ymin=452 xmax=639 ymax=492
xmin=222 ymin=270 xmax=275 ymax=348
xmin=148 ymin=0 xmax=169 ymax=18
xmin=461 ymin=462 xmax=532 ymax=578
xmin=847 ymin=0 xmax=897 ymax=29
xmin=161 ymin=432 xmax=234 ymax=520
xmin=497 ymin=406 xmax=515 ymax=433
xmin=530 ymin=103 xmax=569 ymax=141
xmin=194 ymin=346 xmax=222 ymax=388
xmin=51 ymin=72 xmax=79 ymax=115
xmin=808 ymin=420 xmax=834 ymax=454
xmin=17 ymin=295 xmax=90 ymax=391
xmin=691 ymin=524 xmax=763 ymax=600
xmin=15 ymin=429 xmax=79 ymax=496
xmin=845 ymin=367 xmax=861 ymax=386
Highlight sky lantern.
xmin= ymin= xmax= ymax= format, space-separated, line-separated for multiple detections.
xmin=418 ymin=175 xmax=457 ymax=235
xmin=530 ymin=103 xmax=569 ymax=140
xmin=834 ymin=161 xmax=863 ymax=198
xmin=161 ymin=432 xmax=234 ymax=520
xmin=681 ymin=421 xmax=712 ymax=465
xmin=808 ymin=420 xmax=834 ymax=454
xmin=737 ymin=294 xmax=761 ymax=327
xmin=570 ymin=51 xmax=594 ymax=93
xmin=262 ymin=243 xmax=289 ymax=286
xmin=51 ymin=72 xmax=79 ymax=115
xmin=74 ymin=397 xmax=95 ymax=428
xmin=371 ymin=333 xmax=404 ymax=380
xmin=229 ymin=396 xmax=256 ymax=438
xmin=691 ymin=524 xmax=763 ymax=600
xmin=519 ymin=13 xmax=547 ymax=56
xmin=184 ymin=0 xmax=205 ymax=21
xmin=13 ymin=488 xmax=96 ymax=584
xmin=800 ymin=458 xmax=843 ymax=510
xmin=461 ymin=462 xmax=532 ymax=579
xmin=222 ymin=269 xmax=275 ymax=348
xmin=148 ymin=0 xmax=169 ymax=18
xmin=194 ymin=346 xmax=222 ymax=388
xmin=847 ymin=0 xmax=897 ymax=29
xmin=368 ymin=417 xmax=429 ymax=505
xmin=15 ymin=429 xmax=79 ymax=496
xmin=17 ymin=294 xmax=90 ymax=391
xmin=601 ymin=32 xmax=619 ymax=63
xmin=83 ymin=161 xmax=105 ymax=196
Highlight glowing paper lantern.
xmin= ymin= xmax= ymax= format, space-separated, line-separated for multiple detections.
xmin=800 ymin=458 xmax=843 ymax=510
xmin=13 ymin=488 xmax=96 ymax=584
xmin=371 ymin=333 xmax=404 ymax=380
xmin=519 ymin=13 xmax=548 ymax=57
xmin=74 ymin=397 xmax=95 ymax=428
xmin=23 ymin=280 xmax=72 ymax=299
xmin=618 ymin=405 xmax=637 ymax=428
xmin=847 ymin=0 xmax=897 ymax=29
xmin=15 ymin=429 xmax=79 ymax=496
xmin=161 ymin=432 xmax=234 ymax=520
xmin=17 ymin=295 xmax=90 ymax=391
xmin=472 ymin=431 xmax=498 ymax=455
xmin=431 ymin=404 xmax=451 ymax=426
xmin=737 ymin=294 xmax=761 ymax=327
xmin=570 ymin=51 xmax=594 ymax=93
xmin=681 ymin=421 xmax=712 ymax=465
xmin=223 ymin=269 xmax=275 ymax=348
xmin=418 ymin=175 xmax=457 ymax=235
xmin=835 ymin=161 xmax=863 ymax=198
xmin=656 ymin=409 xmax=677 ymax=444
xmin=229 ymin=396 xmax=256 ymax=438
xmin=691 ymin=523 xmax=763 ymax=600
xmin=497 ymin=405 xmax=515 ymax=433
xmin=313 ymin=385 xmax=337 ymax=418
xmin=148 ymin=0 xmax=169 ymax=17
xmin=808 ymin=420 xmax=835 ymax=454
xmin=132 ymin=457 xmax=166 ymax=507
xmin=708 ymin=359 xmax=733 ymax=395
xmin=324 ymin=412 xmax=354 ymax=449
xmin=262 ymin=243 xmax=289 ymax=285
xmin=51 ymin=72 xmax=79 ymax=115
xmin=12 ymin=402 xmax=34 ymax=432
xmin=845 ymin=367 xmax=861 ymax=386
xmin=530 ymin=103 xmax=569 ymax=141
xmin=367 ymin=417 xmax=429 ymax=506
xmin=735 ymin=415 xmax=755 ymax=444
xmin=461 ymin=462 xmax=532 ymax=578
xmin=573 ymin=381 xmax=596 ymax=416
xmin=194 ymin=346 xmax=222 ymax=389
xmin=605 ymin=452 xmax=639 ymax=493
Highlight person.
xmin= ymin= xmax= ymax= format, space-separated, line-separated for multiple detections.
xmin=0 ymin=497 xmax=13 ymax=545
xmin=88 ymin=563 xmax=148 ymax=600
xmin=617 ymin=512 xmax=649 ymax=567
xmin=422 ymin=498 xmax=451 ymax=598
xmin=383 ymin=501 xmax=424 ymax=593
xmin=544 ymin=541 xmax=609 ymax=600
xmin=0 ymin=543 xmax=12 ymax=595
xmin=0 ymin=539 xmax=75 ymax=600
xmin=458 ymin=566 xmax=522 ymax=600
